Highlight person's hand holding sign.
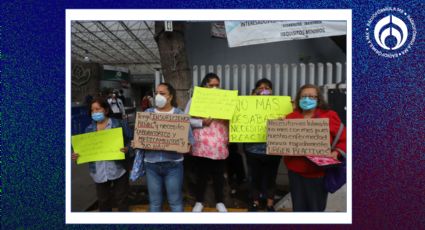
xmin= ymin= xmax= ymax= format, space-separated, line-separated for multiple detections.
xmin=71 ymin=152 xmax=79 ymax=162
xmin=202 ymin=117 xmax=213 ymax=126
xmin=330 ymin=150 xmax=339 ymax=160
xmin=120 ymin=147 xmax=129 ymax=154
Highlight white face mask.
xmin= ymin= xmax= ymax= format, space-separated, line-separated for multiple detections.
xmin=155 ymin=94 xmax=167 ymax=108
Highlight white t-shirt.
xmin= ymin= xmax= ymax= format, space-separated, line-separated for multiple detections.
xmin=154 ymin=107 xmax=175 ymax=114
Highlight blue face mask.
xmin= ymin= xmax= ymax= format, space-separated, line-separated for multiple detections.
xmin=299 ymin=97 xmax=318 ymax=110
xmin=92 ymin=112 xmax=105 ymax=122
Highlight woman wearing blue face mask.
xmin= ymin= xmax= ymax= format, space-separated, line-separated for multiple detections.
xmin=71 ymin=97 xmax=133 ymax=211
xmin=132 ymin=83 xmax=194 ymax=212
xmin=283 ymin=84 xmax=346 ymax=212
xmin=244 ymin=78 xmax=283 ymax=212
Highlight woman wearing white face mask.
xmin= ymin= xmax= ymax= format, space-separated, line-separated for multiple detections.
xmin=133 ymin=83 xmax=194 ymax=212
xmin=184 ymin=73 xmax=230 ymax=212
xmin=283 ymin=84 xmax=346 ymax=212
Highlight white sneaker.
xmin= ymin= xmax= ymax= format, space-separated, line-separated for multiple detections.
xmin=216 ymin=202 xmax=227 ymax=212
xmin=192 ymin=202 xmax=204 ymax=212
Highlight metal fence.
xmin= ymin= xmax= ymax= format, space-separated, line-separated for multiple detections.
xmin=192 ymin=62 xmax=346 ymax=99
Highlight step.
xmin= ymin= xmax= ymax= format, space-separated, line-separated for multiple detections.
xmin=131 ymin=204 xmax=247 ymax=212
xmin=93 ymin=204 xmax=291 ymax=212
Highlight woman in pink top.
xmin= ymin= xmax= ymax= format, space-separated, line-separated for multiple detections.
xmin=184 ymin=73 xmax=229 ymax=212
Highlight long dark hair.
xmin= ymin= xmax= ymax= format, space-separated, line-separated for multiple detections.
xmin=158 ymin=82 xmax=178 ymax=107
xmin=200 ymin=73 xmax=220 ymax=87
xmin=294 ymin=84 xmax=329 ymax=111
xmin=88 ymin=97 xmax=111 ymax=118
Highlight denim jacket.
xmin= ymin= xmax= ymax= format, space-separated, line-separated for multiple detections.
xmin=142 ymin=107 xmax=195 ymax=163
xmin=85 ymin=118 xmax=133 ymax=183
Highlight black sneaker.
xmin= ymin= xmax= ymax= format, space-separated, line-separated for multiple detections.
xmin=248 ymin=202 xmax=258 ymax=212
xmin=266 ymin=206 xmax=275 ymax=212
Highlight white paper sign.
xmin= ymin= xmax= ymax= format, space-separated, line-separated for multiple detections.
xmin=225 ymin=21 xmax=346 ymax=47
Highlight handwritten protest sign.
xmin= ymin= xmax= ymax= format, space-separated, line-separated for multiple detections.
xmin=134 ymin=112 xmax=190 ymax=152
xmin=189 ymin=86 xmax=238 ymax=120
xmin=266 ymin=118 xmax=331 ymax=156
xmin=71 ymin=128 xmax=124 ymax=164
xmin=230 ymin=96 xmax=293 ymax=142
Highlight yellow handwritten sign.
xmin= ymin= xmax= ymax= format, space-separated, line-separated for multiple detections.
xmin=266 ymin=118 xmax=331 ymax=156
xmin=71 ymin=128 xmax=125 ymax=164
xmin=230 ymin=96 xmax=293 ymax=142
xmin=189 ymin=86 xmax=238 ymax=120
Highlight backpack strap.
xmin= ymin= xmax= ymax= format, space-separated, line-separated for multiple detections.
xmin=331 ymin=123 xmax=345 ymax=158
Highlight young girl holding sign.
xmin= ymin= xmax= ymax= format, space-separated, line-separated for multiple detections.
xmin=71 ymin=97 xmax=133 ymax=211
xmin=283 ymin=84 xmax=346 ymax=212
xmin=133 ymin=83 xmax=194 ymax=212
xmin=184 ymin=73 xmax=230 ymax=212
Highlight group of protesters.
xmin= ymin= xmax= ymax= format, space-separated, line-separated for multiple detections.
xmin=72 ymin=72 xmax=346 ymax=213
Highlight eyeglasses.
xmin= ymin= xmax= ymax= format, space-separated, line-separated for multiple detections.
xmin=300 ymin=95 xmax=318 ymax=99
